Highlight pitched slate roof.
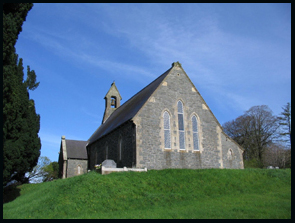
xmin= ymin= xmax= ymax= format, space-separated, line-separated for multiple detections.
xmin=88 ymin=66 xmax=173 ymax=145
xmin=66 ymin=139 xmax=88 ymax=159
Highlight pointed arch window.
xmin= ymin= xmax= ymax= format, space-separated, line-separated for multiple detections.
xmin=163 ymin=111 xmax=171 ymax=149
xmin=192 ymin=115 xmax=199 ymax=151
xmin=228 ymin=149 xmax=233 ymax=160
xmin=118 ymin=137 xmax=123 ymax=160
xmin=105 ymin=143 xmax=108 ymax=159
xmin=77 ymin=165 xmax=81 ymax=175
xmin=178 ymin=101 xmax=185 ymax=150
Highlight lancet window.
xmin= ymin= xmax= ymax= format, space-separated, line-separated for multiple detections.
xmin=192 ymin=115 xmax=199 ymax=151
xmin=163 ymin=111 xmax=171 ymax=149
xmin=178 ymin=101 xmax=185 ymax=150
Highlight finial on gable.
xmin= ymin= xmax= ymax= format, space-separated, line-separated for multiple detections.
xmin=172 ymin=61 xmax=182 ymax=68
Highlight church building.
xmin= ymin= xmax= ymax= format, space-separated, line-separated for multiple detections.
xmin=59 ymin=62 xmax=244 ymax=178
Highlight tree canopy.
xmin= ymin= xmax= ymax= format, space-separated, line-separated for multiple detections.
xmin=223 ymin=104 xmax=292 ymax=168
xmin=223 ymin=105 xmax=280 ymax=167
xmin=3 ymin=3 xmax=41 ymax=186
xmin=26 ymin=157 xmax=59 ymax=183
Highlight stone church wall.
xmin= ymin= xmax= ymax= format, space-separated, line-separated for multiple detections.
xmin=221 ymin=133 xmax=244 ymax=169
xmin=133 ymin=66 xmax=243 ymax=169
xmin=66 ymin=159 xmax=88 ymax=178
xmin=88 ymin=121 xmax=136 ymax=169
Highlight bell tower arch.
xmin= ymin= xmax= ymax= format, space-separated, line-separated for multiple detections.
xmin=102 ymin=82 xmax=122 ymax=123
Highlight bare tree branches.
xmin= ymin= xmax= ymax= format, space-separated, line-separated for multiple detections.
xmin=223 ymin=105 xmax=280 ymax=165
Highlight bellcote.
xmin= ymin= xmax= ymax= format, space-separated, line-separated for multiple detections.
xmin=172 ymin=61 xmax=182 ymax=68
xmin=102 ymin=82 xmax=122 ymax=123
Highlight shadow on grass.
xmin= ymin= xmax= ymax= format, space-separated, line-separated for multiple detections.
xmin=3 ymin=184 xmax=21 ymax=204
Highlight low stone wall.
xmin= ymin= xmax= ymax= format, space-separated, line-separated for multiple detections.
xmin=101 ymin=166 xmax=147 ymax=175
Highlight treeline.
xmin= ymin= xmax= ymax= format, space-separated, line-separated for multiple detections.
xmin=223 ymin=104 xmax=291 ymax=168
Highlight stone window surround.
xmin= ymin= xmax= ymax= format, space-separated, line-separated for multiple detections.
xmin=227 ymin=148 xmax=234 ymax=160
xmin=77 ymin=165 xmax=82 ymax=175
xmin=118 ymin=135 xmax=122 ymax=161
xmin=105 ymin=142 xmax=108 ymax=159
xmin=163 ymin=111 xmax=171 ymax=149
xmin=177 ymin=100 xmax=186 ymax=150
xmin=160 ymin=100 xmax=203 ymax=153
xmin=190 ymin=113 xmax=203 ymax=153
xmin=192 ymin=115 xmax=200 ymax=151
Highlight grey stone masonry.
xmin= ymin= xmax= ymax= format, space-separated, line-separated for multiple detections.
xmin=132 ymin=62 xmax=244 ymax=169
xmin=88 ymin=121 xmax=136 ymax=169
xmin=66 ymin=159 xmax=88 ymax=178
xmin=102 ymin=82 xmax=122 ymax=124
xmin=87 ymin=62 xmax=244 ymax=171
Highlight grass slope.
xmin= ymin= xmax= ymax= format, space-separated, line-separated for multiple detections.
xmin=3 ymin=168 xmax=291 ymax=219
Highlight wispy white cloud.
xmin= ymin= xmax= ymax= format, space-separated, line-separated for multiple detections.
xmin=23 ymin=24 xmax=157 ymax=82
xmin=95 ymin=4 xmax=290 ymax=116
xmin=27 ymin=3 xmax=290 ymax=116
xmin=39 ymin=132 xmax=61 ymax=148
xmin=81 ymin=107 xmax=101 ymax=124
xmin=19 ymin=3 xmax=290 ymax=162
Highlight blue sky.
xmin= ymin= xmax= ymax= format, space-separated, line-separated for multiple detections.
xmin=15 ymin=3 xmax=291 ymax=162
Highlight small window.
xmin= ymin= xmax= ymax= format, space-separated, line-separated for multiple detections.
xmin=177 ymin=101 xmax=185 ymax=150
xmin=192 ymin=115 xmax=199 ymax=151
xmin=119 ymin=137 xmax=122 ymax=160
xmin=228 ymin=149 xmax=233 ymax=160
xmin=77 ymin=165 xmax=81 ymax=175
xmin=163 ymin=111 xmax=171 ymax=149
xmin=106 ymin=144 xmax=108 ymax=159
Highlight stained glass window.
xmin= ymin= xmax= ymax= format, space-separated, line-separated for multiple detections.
xmin=178 ymin=101 xmax=185 ymax=150
xmin=163 ymin=111 xmax=171 ymax=149
xmin=192 ymin=115 xmax=199 ymax=151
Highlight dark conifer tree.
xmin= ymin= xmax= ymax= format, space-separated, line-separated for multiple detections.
xmin=3 ymin=3 xmax=41 ymax=186
xmin=278 ymin=102 xmax=291 ymax=147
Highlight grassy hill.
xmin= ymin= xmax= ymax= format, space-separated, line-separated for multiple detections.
xmin=3 ymin=168 xmax=291 ymax=219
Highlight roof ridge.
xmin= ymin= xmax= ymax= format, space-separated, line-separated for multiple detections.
xmin=87 ymin=66 xmax=172 ymax=144
xmin=113 ymin=67 xmax=172 ymax=111
xmin=65 ymin=139 xmax=88 ymax=142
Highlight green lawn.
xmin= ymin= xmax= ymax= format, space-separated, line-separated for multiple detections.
xmin=3 ymin=168 xmax=291 ymax=219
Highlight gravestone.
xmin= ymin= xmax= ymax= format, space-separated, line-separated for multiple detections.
xmin=102 ymin=159 xmax=117 ymax=168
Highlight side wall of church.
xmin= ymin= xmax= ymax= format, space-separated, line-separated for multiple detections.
xmin=133 ymin=66 xmax=243 ymax=169
xmin=66 ymin=159 xmax=88 ymax=178
xmin=87 ymin=121 xmax=136 ymax=169
xmin=221 ymin=133 xmax=244 ymax=169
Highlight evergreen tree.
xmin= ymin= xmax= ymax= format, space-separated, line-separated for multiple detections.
xmin=278 ymin=102 xmax=291 ymax=147
xmin=3 ymin=3 xmax=41 ymax=186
